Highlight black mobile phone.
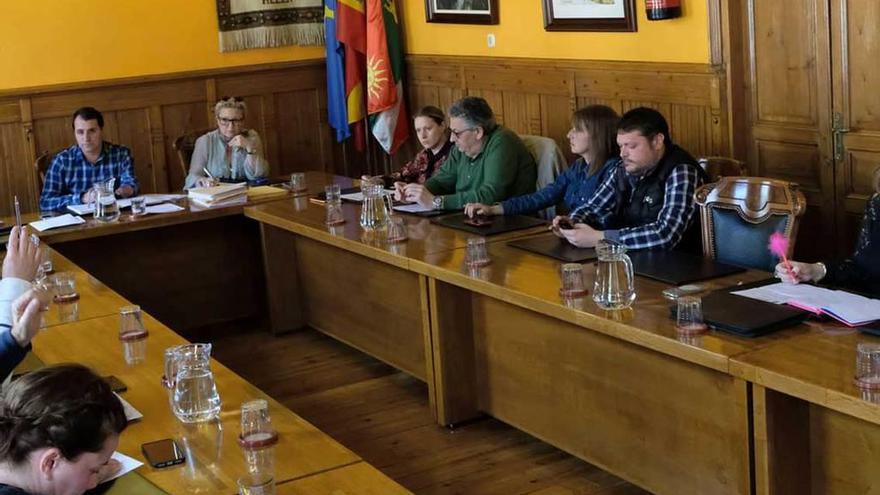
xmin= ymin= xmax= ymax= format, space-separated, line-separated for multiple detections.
xmin=556 ymin=218 xmax=574 ymax=230
xmin=142 ymin=439 xmax=185 ymax=469
xmin=103 ymin=375 xmax=127 ymax=393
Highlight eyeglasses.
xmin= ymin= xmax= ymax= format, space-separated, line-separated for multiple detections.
xmin=219 ymin=96 xmax=244 ymax=103
xmin=450 ymin=127 xmax=476 ymax=138
xmin=218 ymin=117 xmax=244 ymax=125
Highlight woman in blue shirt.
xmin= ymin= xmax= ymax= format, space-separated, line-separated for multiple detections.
xmin=464 ymin=105 xmax=620 ymax=218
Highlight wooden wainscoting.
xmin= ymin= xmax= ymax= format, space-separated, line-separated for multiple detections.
xmin=405 ymin=55 xmax=729 ymax=166
xmin=0 ymin=60 xmax=360 ymax=215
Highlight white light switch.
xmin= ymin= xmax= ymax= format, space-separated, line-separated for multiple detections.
xmin=487 ymin=33 xmax=496 ymax=48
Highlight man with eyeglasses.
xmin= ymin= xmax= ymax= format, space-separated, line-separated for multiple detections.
xmin=39 ymin=106 xmax=139 ymax=211
xmin=399 ymin=96 xmax=536 ymax=211
xmin=185 ymin=97 xmax=269 ymax=189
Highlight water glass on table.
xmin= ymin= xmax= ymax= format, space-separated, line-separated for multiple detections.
xmin=119 ymin=305 xmax=149 ymax=365
xmin=289 ymin=173 xmax=307 ymax=195
xmin=464 ymin=237 xmax=491 ymax=267
xmin=237 ymin=473 xmax=275 ymax=495
xmin=239 ymin=399 xmax=278 ymax=475
xmin=50 ymin=272 xmax=79 ymax=303
xmin=324 ymin=184 xmax=345 ymax=226
xmin=855 ymin=343 xmax=880 ymax=390
xmin=559 ymin=263 xmax=587 ymax=297
xmin=675 ymin=296 xmax=708 ymax=335
xmin=130 ymin=196 xmax=148 ymax=216
xmin=387 ymin=216 xmax=408 ymax=243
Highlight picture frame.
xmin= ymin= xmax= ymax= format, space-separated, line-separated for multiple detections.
xmin=425 ymin=0 xmax=499 ymax=25
xmin=542 ymin=0 xmax=637 ymax=32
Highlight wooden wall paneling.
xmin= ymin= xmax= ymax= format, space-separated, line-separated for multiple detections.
xmin=275 ymin=90 xmax=324 ymax=175
xmin=113 ymin=108 xmax=159 ymax=193
xmin=0 ymin=123 xmax=33 ymax=215
xmin=161 ymin=102 xmax=210 ymax=191
xmin=32 ymin=117 xmax=72 ymax=162
xmin=18 ymin=98 xmax=39 ymax=206
xmin=261 ymin=92 xmax=279 ymax=175
xmin=752 ymin=385 xmax=811 ymax=495
xmin=28 ymin=79 xmax=205 ymax=119
xmin=541 ymin=94 xmax=576 ymax=162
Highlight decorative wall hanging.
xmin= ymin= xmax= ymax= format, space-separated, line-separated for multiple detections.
xmin=425 ymin=0 xmax=499 ymax=25
xmin=216 ymin=0 xmax=324 ymax=52
xmin=542 ymin=0 xmax=637 ymax=32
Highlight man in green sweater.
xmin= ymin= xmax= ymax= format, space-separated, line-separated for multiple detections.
xmin=399 ymin=96 xmax=537 ymax=210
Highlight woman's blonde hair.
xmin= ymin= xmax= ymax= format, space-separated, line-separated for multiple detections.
xmin=214 ymin=96 xmax=247 ymax=116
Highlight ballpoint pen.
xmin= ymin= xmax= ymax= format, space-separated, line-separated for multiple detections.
xmin=203 ymin=167 xmax=215 ymax=180
xmin=13 ymin=195 xmax=22 ymax=229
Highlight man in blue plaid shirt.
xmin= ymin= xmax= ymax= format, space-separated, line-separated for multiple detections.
xmin=552 ymin=107 xmax=707 ymax=251
xmin=39 ymin=107 xmax=139 ymax=212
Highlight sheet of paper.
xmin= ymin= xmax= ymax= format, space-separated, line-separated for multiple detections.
xmin=733 ymin=282 xmax=880 ymax=325
xmin=105 ymin=451 xmax=144 ymax=482
xmin=144 ymin=203 xmax=185 ymax=214
xmin=66 ymin=203 xmax=94 ymax=215
xmin=29 ymin=214 xmax=86 ymax=232
xmin=393 ymin=203 xmax=434 ymax=213
xmin=114 ymin=392 xmax=143 ymax=422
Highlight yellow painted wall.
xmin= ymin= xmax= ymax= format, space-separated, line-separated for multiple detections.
xmin=0 ymin=0 xmax=324 ymax=91
xmin=401 ymin=1 xmax=709 ymax=64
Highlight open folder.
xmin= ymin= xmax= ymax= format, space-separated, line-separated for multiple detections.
xmin=732 ymin=282 xmax=880 ymax=326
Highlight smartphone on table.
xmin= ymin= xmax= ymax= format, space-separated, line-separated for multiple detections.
xmin=142 ymin=439 xmax=186 ymax=468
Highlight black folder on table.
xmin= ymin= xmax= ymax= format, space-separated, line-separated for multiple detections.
xmin=507 ymin=233 xmax=598 ymax=263
xmin=702 ymin=280 xmax=809 ymax=337
xmin=629 ymin=249 xmax=746 ymax=285
xmin=311 ymin=186 xmax=360 ymax=203
xmin=431 ymin=213 xmax=547 ymax=236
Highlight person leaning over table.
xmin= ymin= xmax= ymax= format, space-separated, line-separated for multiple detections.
xmin=551 ymin=107 xmax=708 ymax=251
xmin=0 ymin=226 xmax=49 ymax=379
xmin=39 ymin=107 xmax=139 ymax=212
xmin=365 ymin=106 xmax=453 ymax=187
xmin=464 ymin=104 xmax=620 ymax=218
xmin=776 ymin=166 xmax=880 ymax=297
xmin=0 ymin=364 xmax=127 ymax=495
xmin=185 ymin=97 xmax=269 ymax=189
xmin=398 ymin=96 xmax=537 ymax=210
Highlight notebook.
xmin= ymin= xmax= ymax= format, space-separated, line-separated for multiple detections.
xmin=508 ymin=233 xmax=598 ymax=262
xmin=732 ymin=282 xmax=880 ymax=326
xmin=392 ymin=203 xmax=449 ymax=217
xmin=431 ymin=213 xmax=547 ymax=236
xmin=702 ymin=287 xmax=809 ymax=337
xmin=628 ymin=250 xmax=746 ymax=285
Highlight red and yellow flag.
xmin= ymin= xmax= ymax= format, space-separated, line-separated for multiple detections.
xmin=366 ymin=0 xmax=408 ymax=154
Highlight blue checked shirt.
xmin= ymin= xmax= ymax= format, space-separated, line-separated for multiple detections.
xmin=39 ymin=142 xmax=139 ymax=211
xmin=569 ymin=162 xmax=702 ymax=250
xmin=500 ymin=157 xmax=617 ymax=216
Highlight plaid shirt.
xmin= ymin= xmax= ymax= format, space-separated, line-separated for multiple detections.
xmin=39 ymin=142 xmax=139 ymax=211
xmin=569 ymin=161 xmax=701 ymax=250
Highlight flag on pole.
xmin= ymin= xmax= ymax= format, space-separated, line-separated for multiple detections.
xmin=324 ymin=0 xmax=350 ymax=142
xmin=337 ymin=0 xmax=367 ymax=150
xmin=366 ymin=0 xmax=408 ymax=154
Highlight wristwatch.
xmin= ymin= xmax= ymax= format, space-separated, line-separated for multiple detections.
xmin=432 ymin=195 xmax=443 ymax=210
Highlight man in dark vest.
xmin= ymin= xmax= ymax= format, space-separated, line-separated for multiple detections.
xmin=552 ymin=107 xmax=707 ymax=251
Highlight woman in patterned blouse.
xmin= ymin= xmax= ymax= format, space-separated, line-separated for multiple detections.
xmin=463 ymin=105 xmax=620 ymax=218
xmin=777 ymin=166 xmax=880 ymax=296
xmin=367 ymin=106 xmax=452 ymax=187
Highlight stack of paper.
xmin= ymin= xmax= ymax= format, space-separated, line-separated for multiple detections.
xmin=29 ymin=214 xmax=86 ymax=232
xmin=67 ymin=194 xmax=184 ymax=216
xmin=732 ymin=282 xmax=880 ymax=326
xmin=188 ymin=182 xmax=247 ymax=208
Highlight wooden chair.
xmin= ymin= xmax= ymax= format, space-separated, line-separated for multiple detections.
xmin=694 ymin=177 xmax=807 ymax=271
xmin=172 ymin=128 xmax=213 ymax=180
xmin=521 ymin=134 xmax=567 ymax=219
xmin=697 ymin=156 xmax=747 ymax=182
xmin=34 ymin=149 xmax=61 ymax=197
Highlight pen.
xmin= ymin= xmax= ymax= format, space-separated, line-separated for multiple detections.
xmin=203 ymin=167 xmax=215 ymax=180
xmin=13 ymin=196 xmax=21 ymax=229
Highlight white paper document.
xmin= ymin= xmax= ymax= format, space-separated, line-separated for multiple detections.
xmin=29 ymin=214 xmax=86 ymax=232
xmin=732 ymin=282 xmax=880 ymax=326
xmin=67 ymin=195 xmax=176 ymax=216
xmin=106 ymin=451 xmax=144 ymax=482
xmin=144 ymin=203 xmax=185 ymax=214
xmin=114 ymin=392 xmax=143 ymax=422
xmin=393 ymin=203 xmax=434 ymax=213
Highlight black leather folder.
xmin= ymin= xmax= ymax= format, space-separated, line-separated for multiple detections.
xmin=431 ymin=213 xmax=547 ymax=236
xmin=507 ymin=233 xmax=598 ymax=262
xmin=629 ymin=249 xmax=746 ymax=285
xmin=702 ymin=283 xmax=809 ymax=337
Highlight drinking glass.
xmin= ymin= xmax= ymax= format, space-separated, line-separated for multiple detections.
xmin=130 ymin=196 xmax=148 ymax=216
xmin=325 ymin=185 xmax=345 ymax=226
xmin=559 ymin=263 xmax=587 ymax=297
xmin=675 ymin=296 xmax=708 ymax=335
xmin=464 ymin=237 xmax=491 ymax=267
xmin=387 ymin=216 xmax=408 ymax=243
xmin=119 ymin=305 xmax=149 ymax=365
xmin=239 ymin=399 xmax=278 ymax=475
xmin=855 ymin=343 xmax=880 ymax=390
xmin=51 ymin=272 xmax=79 ymax=303
xmin=289 ymin=173 xmax=307 ymax=195
xmin=237 ymin=473 xmax=275 ymax=495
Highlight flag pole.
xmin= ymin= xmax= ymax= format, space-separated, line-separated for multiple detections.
xmin=362 ymin=114 xmax=374 ymax=176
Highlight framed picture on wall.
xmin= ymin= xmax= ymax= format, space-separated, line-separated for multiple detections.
xmin=425 ymin=0 xmax=499 ymax=25
xmin=542 ymin=0 xmax=637 ymax=32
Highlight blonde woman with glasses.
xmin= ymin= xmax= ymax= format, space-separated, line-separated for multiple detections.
xmin=185 ymin=97 xmax=269 ymax=189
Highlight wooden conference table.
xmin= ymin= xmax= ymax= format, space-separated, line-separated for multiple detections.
xmin=16 ymin=171 xmax=880 ymax=494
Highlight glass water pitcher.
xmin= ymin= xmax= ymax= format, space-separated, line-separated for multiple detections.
xmin=94 ymin=178 xmax=120 ymax=222
xmin=592 ymin=240 xmax=636 ymax=310
xmin=359 ymin=182 xmax=393 ymax=230
xmin=169 ymin=343 xmax=222 ymax=423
